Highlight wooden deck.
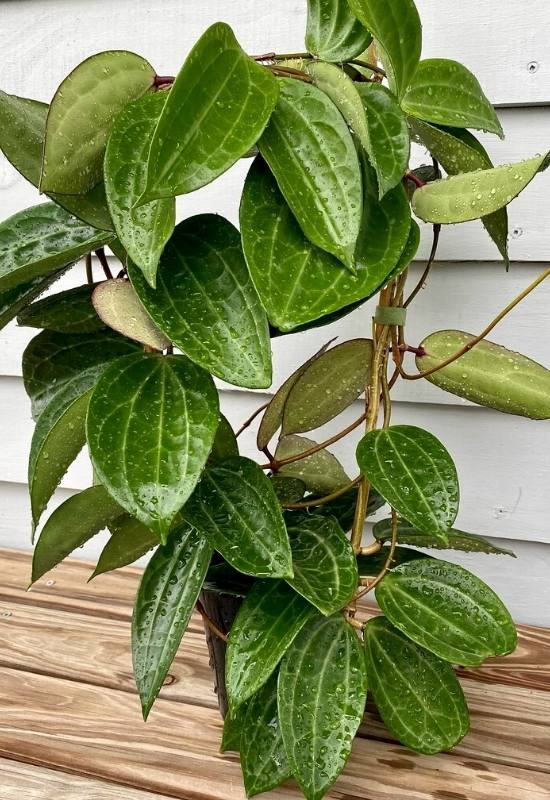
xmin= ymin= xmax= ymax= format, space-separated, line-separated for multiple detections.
xmin=0 ymin=548 xmax=548 ymax=799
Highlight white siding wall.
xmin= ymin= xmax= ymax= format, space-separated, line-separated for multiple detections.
xmin=1 ymin=0 xmax=549 ymax=623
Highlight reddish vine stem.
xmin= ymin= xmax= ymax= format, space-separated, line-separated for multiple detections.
xmin=404 ymin=223 xmax=441 ymax=308
xmin=153 ymin=74 xmax=175 ymax=87
xmin=404 ymin=171 xmax=426 ymax=189
xmin=267 ymin=65 xmax=312 ymax=82
xmin=235 ymin=401 xmax=270 ymax=438
xmin=196 ymin=600 xmax=228 ymax=642
xmin=282 ymin=476 xmax=361 ymax=510
xmin=355 ymin=509 xmax=399 ymax=601
xmin=94 ymin=248 xmax=113 ymax=280
xmin=85 ymin=252 xmax=93 ymax=284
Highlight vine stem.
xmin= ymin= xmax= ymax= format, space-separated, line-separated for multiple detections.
xmin=235 ymin=401 xmax=270 ymax=438
xmin=347 ymin=58 xmax=386 ymax=76
xmin=404 ymin=223 xmax=441 ymax=308
xmin=355 ymin=508 xmax=398 ymax=600
xmin=196 ymin=600 xmax=228 ymax=642
xmin=94 ymin=248 xmax=113 ymax=280
xmin=85 ymin=252 xmax=93 ymax=284
xmin=267 ymin=65 xmax=312 ymax=82
xmin=282 ymin=476 xmax=361 ymax=510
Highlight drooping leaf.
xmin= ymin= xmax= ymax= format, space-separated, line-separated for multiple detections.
xmin=226 ymin=579 xmax=315 ymax=710
xmin=375 ymin=558 xmax=517 ymax=665
xmin=91 ymin=515 xmax=158 ymax=578
xmin=276 ymin=434 xmax=350 ymax=495
xmin=373 ymin=517 xmax=516 ymax=556
xmin=182 ymin=456 xmax=293 ymax=578
xmin=240 ymin=673 xmax=291 ymax=796
xmin=305 ymin=0 xmax=372 ymax=61
xmin=258 ymin=78 xmax=362 ymax=271
xmin=347 ymin=0 xmax=422 ymax=99
xmin=357 ymin=545 xmax=428 ymax=575
xmin=306 ymin=61 xmax=370 ymax=147
xmin=92 ymin=279 xmax=170 ymax=350
xmin=209 ymin=415 xmax=239 ymax=463
xmin=271 ymin=475 xmax=306 ymax=504
xmin=417 ymin=330 xmax=550 ymax=419
xmin=41 ymin=51 xmax=155 ymax=194
xmin=0 ymin=203 xmax=112 ymax=293
xmin=18 ymin=284 xmax=104 ymax=333
xmin=278 ymin=614 xmax=367 ymax=800
xmin=356 ymin=425 xmax=459 ymax=542
xmin=282 ymin=339 xmax=372 ymax=434
xmin=132 ymin=523 xmax=212 ymax=718
xmin=104 ymin=93 xmax=175 ymax=287
xmin=402 ymin=59 xmax=503 ymax=138
xmin=0 ymin=271 xmax=67 ymax=332
xmin=364 ymin=617 xmax=469 ymax=754
xmin=285 ymin=516 xmax=358 ymax=614
xmin=141 ymin=23 xmax=278 ymax=202
xmin=22 ymin=328 xmax=139 ymax=419
xmin=87 ymin=352 xmax=219 ymax=542
xmin=32 ymin=485 xmax=122 ymax=583
xmin=129 ymin=214 xmax=271 ymax=389
xmin=221 ymin=703 xmax=247 ymax=753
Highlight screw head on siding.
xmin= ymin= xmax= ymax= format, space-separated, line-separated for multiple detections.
xmin=511 ymin=227 xmax=524 ymax=239
xmin=527 ymin=61 xmax=540 ymax=74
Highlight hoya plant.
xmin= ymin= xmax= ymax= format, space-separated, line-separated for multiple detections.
xmin=1 ymin=0 xmax=548 ymax=797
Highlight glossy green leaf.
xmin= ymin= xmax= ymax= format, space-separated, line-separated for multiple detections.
xmin=0 ymin=203 xmax=112 ymax=293
xmin=305 ymin=0 xmax=372 ymax=61
xmin=92 ymin=279 xmax=170 ymax=350
xmin=364 ymin=617 xmax=469 ymax=754
xmin=32 ymin=485 xmax=122 ymax=583
xmin=356 ymin=425 xmax=459 ymax=542
xmin=220 ymin=704 xmax=246 ymax=753
xmin=18 ymin=284 xmax=104 ymax=333
xmin=209 ymin=415 xmax=239 ymax=463
xmin=0 ymin=271 xmax=67 ymax=332
xmin=129 ymin=214 xmax=271 ymax=389
xmin=226 ymin=579 xmax=315 ymax=710
xmin=282 ymin=339 xmax=372 ymax=434
xmin=286 ymin=516 xmax=358 ymax=614
xmin=271 ymin=476 xmax=306 ymax=504
xmin=91 ymin=515 xmax=158 ymax=579
xmin=182 ymin=456 xmax=293 ymax=578
xmin=306 ymin=61 xmax=370 ymax=146
xmin=87 ymin=353 xmax=219 ymax=542
xmin=132 ymin=522 xmax=212 ymax=718
xmin=385 ymin=218 xmax=420 ymax=282
xmin=375 ymin=559 xmax=517 ymax=665
xmin=373 ymin=517 xmax=516 ymax=556
xmin=104 ymin=93 xmax=175 ymax=287
xmin=22 ymin=328 xmax=139 ymax=419
xmin=278 ymin=614 xmax=367 ymax=800
xmin=41 ymin=51 xmax=155 ymax=194
xmin=258 ymin=78 xmax=362 ymax=270
xmin=402 ymin=59 xmax=503 ymax=138
xmin=276 ymin=434 xmax=350 ymax=495
xmin=417 ymin=330 xmax=550 ymax=419
xmin=141 ymin=23 xmax=278 ymax=201
xmin=347 ymin=0 xmax=422 ymax=98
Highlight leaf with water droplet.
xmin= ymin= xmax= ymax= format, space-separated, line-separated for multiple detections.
xmin=373 ymin=516 xmax=516 ymax=556
xmin=305 ymin=0 xmax=372 ymax=62
xmin=209 ymin=415 xmax=239 ymax=463
xmin=0 ymin=270 xmax=69 ymax=333
xmin=92 ymin=279 xmax=170 ymax=350
xmin=91 ymin=513 xmax=159 ymax=578
xmin=18 ymin=283 xmax=104 ymax=333
xmin=276 ymin=434 xmax=350 ymax=496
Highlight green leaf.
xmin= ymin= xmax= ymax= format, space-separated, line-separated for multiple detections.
xmin=182 ymin=456 xmax=293 ymax=579
xmin=241 ymin=674 xmax=291 ymax=796
xmin=286 ymin=516 xmax=358 ymax=614
xmin=32 ymin=485 xmax=122 ymax=583
xmin=87 ymin=352 xmax=219 ymax=542
xmin=305 ymin=0 xmax=372 ymax=61
xmin=0 ymin=203 xmax=112 ymax=293
xmin=18 ymin=284 xmax=104 ymax=333
xmin=364 ymin=617 xmax=469 ymax=754
xmin=41 ymin=51 xmax=155 ymax=194
xmin=347 ymin=0 xmax=422 ymax=99
xmin=373 ymin=517 xmax=516 ymax=556
xmin=375 ymin=558 xmax=517 ymax=666
xmin=271 ymin=475 xmax=306 ymax=504
xmin=92 ymin=279 xmax=171 ymax=350
xmin=278 ymin=614 xmax=367 ymax=800
xmin=409 ymin=119 xmax=508 ymax=264
xmin=282 ymin=339 xmax=372 ymax=434
xmin=417 ymin=330 xmax=550 ymax=420
xmin=129 ymin=214 xmax=271 ymax=389
xmin=0 ymin=271 xmax=67 ymax=332
xmin=226 ymin=579 xmax=315 ymax=710
xmin=402 ymin=59 xmax=503 ymax=138
xmin=22 ymin=328 xmax=139 ymax=419
xmin=91 ymin=515 xmax=158 ymax=578
xmin=221 ymin=706 xmax=245 ymax=753
xmin=386 ymin=218 xmax=420 ymax=282
xmin=210 ymin=415 xmax=239 ymax=463
xmin=0 ymin=90 xmax=113 ymax=230
xmin=356 ymin=425 xmax=459 ymax=542
xmin=104 ymin=93 xmax=175 ymax=287
xmin=132 ymin=522 xmax=212 ymax=719
xmin=258 ymin=78 xmax=362 ymax=270
xmin=141 ymin=23 xmax=278 ymax=201
xmin=276 ymin=434 xmax=350 ymax=495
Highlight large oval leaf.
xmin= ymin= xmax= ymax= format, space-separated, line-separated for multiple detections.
xmin=402 ymin=59 xmax=503 ymax=138
xmin=347 ymin=0 xmax=422 ymax=99
xmin=276 ymin=434 xmax=350 ymax=495
xmin=41 ymin=51 xmax=155 ymax=194
xmin=105 ymin=93 xmax=175 ymax=287
xmin=92 ymin=515 xmax=158 ymax=579
xmin=0 ymin=271 xmax=67 ymax=333
xmin=364 ymin=616 xmax=469 ymax=754
xmin=356 ymin=425 xmax=459 ymax=542
xmin=0 ymin=203 xmax=112 ymax=292
xmin=375 ymin=559 xmax=517 ymax=665
xmin=182 ymin=456 xmax=292 ymax=578
xmin=306 ymin=0 xmax=372 ymax=61
xmin=278 ymin=614 xmax=367 ymax=800
xmin=141 ymin=23 xmax=278 ymax=201
xmin=373 ymin=517 xmax=515 ymax=557
xmin=226 ymin=579 xmax=315 ymax=710
xmin=87 ymin=352 xmax=219 ymax=542
xmin=92 ymin=279 xmax=170 ymax=350
xmin=18 ymin=284 xmax=104 ymax=333
xmin=129 ymin=214 xmax=271 ymax=389
xmin=258 ymin=78 xmax=362 ymax=271
xmin=209 ymin=415 xmax=239 ymax=463
xmin=132 ymin=522 xmax=212 ymax=719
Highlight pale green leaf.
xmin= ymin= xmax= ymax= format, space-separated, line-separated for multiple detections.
xmin=271 ymin=476 xmax=306 ymax=504
xmin=373 ymin=517 xmax=516 ymax=556
xmin=18 ymin=284 xmax=104 ymax=333
xmin=92 ymin=279 xmax=170 ymax=350
xmin=305 ymin=0 xmax=372 ymax=61
xmin=276 ymin=434 xmax=350 ymax=495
